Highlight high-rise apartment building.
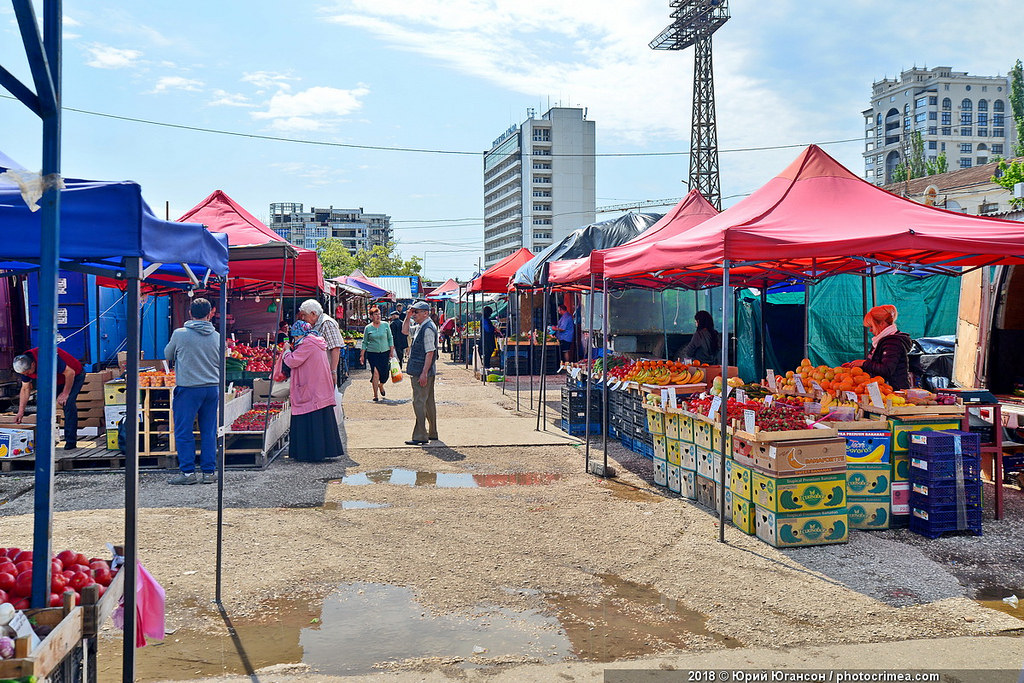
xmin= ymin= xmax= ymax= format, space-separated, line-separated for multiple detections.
xmin=863 ymin=66 xmax=1017 ymax=186
xmin=269 ymin=203 xmax=392 ymax=253
xmin=483 ymin=107 xmax=596 ymax=267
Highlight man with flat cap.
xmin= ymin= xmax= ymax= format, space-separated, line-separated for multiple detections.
xmin=401 ymin=301 xmax=438 ymax=445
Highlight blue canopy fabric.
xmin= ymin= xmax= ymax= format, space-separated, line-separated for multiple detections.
xmin=0 ymin=162 xmax=229 ymax=276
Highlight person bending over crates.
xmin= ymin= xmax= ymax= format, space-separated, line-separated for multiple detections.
xmin=165 ymin=297 xmax=221 ymax=485
xmin=13 ymin=346 xmax=85 ymax=449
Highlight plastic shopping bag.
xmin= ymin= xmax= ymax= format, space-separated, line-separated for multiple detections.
xmin=390 ymin=357 xmax=403 ymax=383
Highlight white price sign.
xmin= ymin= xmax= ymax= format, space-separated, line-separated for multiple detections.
xmin=765 ymin=394 xmax=774 ymax=407
xmin=743 ymin=408 xmax=756 ymax=433
xmin=735 ymin=388 xmax=747 ymax=404
xmin=811 ymin=380 xmax=823 ymax=393
xmin=667 ymin=386 xmax=677 ymax=409
xmin=795 ymin=376 xmax=806 ymax=394
xmin=708 ymin=395 xmax=722 ymax=419
xmin=660 ymin=388 xmax=670 ymax=410
xmin=845 ymin=391 xmax=858 ymax=402
xmin=766 ymin=370 xmax=778 ymax=392
xmin=866 ymin=381 xmax=884 ymax=408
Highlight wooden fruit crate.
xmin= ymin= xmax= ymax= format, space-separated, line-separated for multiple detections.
xmin=0 ymin=598 xmax=82 ymax=679
xmin=859 ymin=397 xmax=965 ymax=417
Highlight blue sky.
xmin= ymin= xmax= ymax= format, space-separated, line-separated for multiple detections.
xmin=2 ymin=1 xmax=1023 ymax=279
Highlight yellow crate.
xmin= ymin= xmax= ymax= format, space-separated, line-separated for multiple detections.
xmin=847 ymin=497 xmax=890 ymax=530
xmin=732 ymin=496 xmax=755 ymax=534
xmin=653 ymin=433 xmax=667 ymax=460
xmin=664 ymin=413 xmax=680 ymax=441
xmin=755 ymin=506 xmax=848 ymax=548
xmin=751 ymin=471 xmax=847 ymax=513
xmin=712 ymin=426 xmax=732 ymax=456
xmin=693 ymin=420 xmax=712 ymax=450
xmin=106 ymin=428 xmax=119 ymax=450
xmin=666 ymin=438 xmax=681 ymax=466
xmin=645 ymin=408 xmax=665 ymax=435
xmin=677 ymin=414 xmax=694 ymax=443
xmin=727 ymin=460 xmax=752 ymax=500
xmin=846 ymin=463 xmax=890 ymax=497
xmin=104 ymin=380 xmax=128 ymax=406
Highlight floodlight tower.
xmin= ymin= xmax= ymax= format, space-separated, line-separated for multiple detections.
xmin=650 ymin=0 xmax=730 ymax=210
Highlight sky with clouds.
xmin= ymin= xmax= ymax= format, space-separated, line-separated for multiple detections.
xmin=2 ymin=1 xmax=1023 ymax=279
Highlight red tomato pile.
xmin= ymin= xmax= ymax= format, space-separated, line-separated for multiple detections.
xmin=230 ymin=344 xmax=274 ymax=373
xmin=685 ymin=396 xmax=757 ymax=422
xmin=0 ymin=548 xmax=116 ymax=609
xmin=231 ymin=408 xmax=282 ymax=431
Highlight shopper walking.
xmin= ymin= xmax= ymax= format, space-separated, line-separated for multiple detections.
xmin=13 ymin=346 xmax=85 ymax=449
xmin=283 ymin=321 xmax=343 ymax=461
xmin=360 ymin=306 xmax=395 ymax=402
xmin=479 ymin=305 xmax=500 ymax=370
xmin=389 ymin=311 xmax=408 ymax=369
xmin=553 ymin=303 xmax=575 ymax=363
xmin=402 ymin=301 xmax=438 ymax=445
xmin=164 ymin=297 xmax=221 ymax=485
xmin=297 ymin=299 xmax=343 ymax=385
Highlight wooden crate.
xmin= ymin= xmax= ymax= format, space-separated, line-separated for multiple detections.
xmin=225 ymin=402 xmax=291 ymax=469
xmin=0 ymin=598 xmax=82 ymax=680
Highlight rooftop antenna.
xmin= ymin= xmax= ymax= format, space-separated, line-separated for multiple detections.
xmin=650 ymin=0 xmax=731 ymax=210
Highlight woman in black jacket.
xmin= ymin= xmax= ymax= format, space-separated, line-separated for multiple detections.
xmin=850 ymin=304 xmax=912 ymax=390
xmin=680 ymin=310 xmax=721 ymax=364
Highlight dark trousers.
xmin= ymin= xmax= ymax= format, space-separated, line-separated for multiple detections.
xmin=394 ymin=346 xmax=407 ymax=370
xmin=61 ymin=372 xmax=87 ymax=446
xmin=173 ymin=385 xmax=219 ymax=474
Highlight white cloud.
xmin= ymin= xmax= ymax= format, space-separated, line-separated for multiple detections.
xmin=251 ymin=85 xmax=370 ymax=131
xmin=149 ymin=76 xmax=204 ymax=94
xmin=270 ymin=162 xmax=349 ymax=185
xmin=63 ymin=16 xmax=81 ymax=27
xmin=208 ymin=89 xmax=256 ymax=108
xmin=241 ymin=71 xmax=298 ymax=93
xmin=84 ymin=43 xmax=142 ymax=69
xmin=63 ymin=32 xmax=80 ymax=40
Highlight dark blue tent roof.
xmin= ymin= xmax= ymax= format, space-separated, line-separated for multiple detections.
xmin=0 ymin=162 xmax=228 ymax=277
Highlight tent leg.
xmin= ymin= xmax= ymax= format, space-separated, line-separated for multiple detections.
xmin=529 ymin=290 xmax=535 ymax=412
xmin=803 ymin=282 xmax=810 ymax=361
xmin=585 ymin=273 xmax=595 ymax=471
xmin=861 ymin=276 xmax=870 ymax=357
xmin=515 ymin=291 xmax=521 ymax=411
xmin=760 ymin=285 xmax=768 ymax=377
xmin=123 ymin=258 xmax=142 ymax=680
xmin=601 ymin=278 xmax=609 ymax=476
xmin=661 ymin=290 xmax=669 ymax=360
xmin=215 ymin=280 xmax=227 ymax=605
xmin=501 ymin=294 xmax=507 ymax=396
xmin=719 ymin=260 xmax=731 ymax=544
xmin=536 ymin=288 xmax=549 ymax=431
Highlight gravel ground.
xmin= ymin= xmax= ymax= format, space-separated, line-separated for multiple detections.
xmin=1 ymin=359 xmax=1022 ymax=682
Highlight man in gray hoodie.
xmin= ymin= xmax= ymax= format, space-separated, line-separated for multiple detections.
xmin=165 ymin=298 xmax=221 ymax=485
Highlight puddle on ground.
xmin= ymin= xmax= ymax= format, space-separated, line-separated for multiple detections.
xmin=546 ymin=574 xmax=741 ymax=661
xmin=323 ymin=500 xmax=391 ymax=510
xmin=975 ymin=586 xmax=1024 ymax=621
xmin=338 ymin=469 xmax=562 ymax=488
xmin=98 ymin=576 xmax=738 ymax=680
xmin=599 ymin=479 xmax=665 ymax=504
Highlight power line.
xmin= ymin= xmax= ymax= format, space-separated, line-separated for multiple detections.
xmin=0 ymin=93 xmax=862 ymax=158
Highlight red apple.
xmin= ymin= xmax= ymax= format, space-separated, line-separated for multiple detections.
xmin=56 ymin=550 xmax=77 ymax=566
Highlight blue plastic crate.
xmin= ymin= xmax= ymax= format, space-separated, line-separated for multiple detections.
xmin=909 ymin=454 xmax=981 ymax=482
xmin=620 ymin=434 xmax=635 ymax=451
xmin=908 ymin=430 xmax=980 ymax=458
xmin=910 ymin=481 xmax=983 ymax=507
xmin=909 ymin=503 xmax=983 ymax=539
xmin=636 ymin=440 xmax=654 ymax=460
xmin=559 ymin=419 xmax=601 ymax=436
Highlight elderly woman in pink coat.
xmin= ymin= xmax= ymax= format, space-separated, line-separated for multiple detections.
xmin=282 ymin=321 xmax=343 ymax=461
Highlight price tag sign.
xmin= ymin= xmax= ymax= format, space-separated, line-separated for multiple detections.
xmin=845 ymin=391 xmax=858 ymax=402
xmin=811 ymin=380 xmax=823 ymax=393
xmin=667 ymin=386 xmax=677 ymax=409
xmin=766 ymin=370 xmax=778 ymax=392
xmin=660 ymin=388 xmax=670 ymax=410
xmin=735 ymin=388 xmax=748 ymax=404
xmin=743 ymin=408 xmax=756 ymax=433
xmin=708 ymin=395 xmax=722 ymax=419
xmin=795 ymin=376 xmax=806 ymax=395
xmin=724 ymin=384 xmax=733 ymax=397
xmin=10 ymin=611 xmax=41 ymax=650
xmin=765 ymin=394 xmax=774 ymax=407
xmin=866 ymin=381 xmax=884 ymax=408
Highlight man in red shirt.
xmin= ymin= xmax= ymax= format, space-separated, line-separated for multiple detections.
xmin=13 ymin=347 xmax=86 ymax=449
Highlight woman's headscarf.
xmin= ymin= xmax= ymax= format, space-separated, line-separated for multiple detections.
xmin=290 ymin=320 xmax=313 ymax=343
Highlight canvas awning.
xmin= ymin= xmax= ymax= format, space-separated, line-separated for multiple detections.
xmin=468 ymin=247 xmax=534 ymax=293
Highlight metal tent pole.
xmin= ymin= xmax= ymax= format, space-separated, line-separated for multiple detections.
xmin=122 ymin=257 xmax=142 ymax=680
xmin=602 ymin=277 xmax=610 ymax=475
xmin=861 ymin=276 xmax=870 ymax=357
xmin=759 ymin=284 xmax=768 ymax=377
xmin=501 ymin=294 xmax=507 ymax=395
xmin=536 ymin=287 xmax=550 ymax=431
xmin=529 ymin=289 xmax=535 ymax=411
xmin=803 ymin=283 xmax=810 ymax=361
xmin=585 ymin=272 xmax=595 ymax=471
xmin=661 ymin=290 xmax=669 ymax=359
xmin=515 ymin=290 xmax=521 ymax=410
xmin=718 ymin=260 xmax=731 ymax=544
xmin=215 ymin=279 xmax=227 ymax=604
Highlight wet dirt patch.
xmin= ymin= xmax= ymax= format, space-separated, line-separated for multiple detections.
xmin=599 ymin=479 xmax=665 ymax=504
xmin=323 ymin=500 xmax=391 ymax=510
xmin=338 ymin=469 xmax=562 ymax=488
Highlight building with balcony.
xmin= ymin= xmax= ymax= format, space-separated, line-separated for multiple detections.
xmin=483 ymin=107 xmax=596 ymax=267
xmin=269 ymin=203 xmax=392 ymax=253
xmin=863 ymin=66 xmax=1018 ymax=186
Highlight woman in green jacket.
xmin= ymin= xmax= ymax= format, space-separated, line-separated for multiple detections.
xmin=360 ymin=306 xmax=396 ymax=402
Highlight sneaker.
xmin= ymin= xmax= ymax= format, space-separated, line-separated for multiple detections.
xmin=201 ymin=472 xmax=217 ymax=484
xmin=169 ymin=472 xmax=201 ymax=485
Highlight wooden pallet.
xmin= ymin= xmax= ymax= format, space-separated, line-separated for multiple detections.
xmin=59 ymin=446 xmax=173 ymax=472
xmin=223 ymin=432 xmax=287 ymax=469
xmin=0 ymin=454 xmax=37 ymax=473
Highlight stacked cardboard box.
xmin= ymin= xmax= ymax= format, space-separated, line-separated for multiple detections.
xmin=840 ymin=430 xmax=893 ymax=530
xmin=57 ymin=370 xmax=114 ymax=429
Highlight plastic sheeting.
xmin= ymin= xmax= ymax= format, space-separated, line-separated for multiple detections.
xmin=512 ymin=213 xmax=662 ymax=287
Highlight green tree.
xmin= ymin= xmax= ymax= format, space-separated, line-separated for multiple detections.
xmin=315 ymin=239 xmax=422 ymax=278
xmin=316 ymin=238 xmax=358 ymax=278
xmin=926 ymin=152 xmax=947 ymax=176
xmin=1010 ymin=59 xmax=1024 ymax=157
xmin=991 ymin=158 xmax=1024 ymax=208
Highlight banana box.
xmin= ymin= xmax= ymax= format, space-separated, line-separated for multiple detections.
xmin=106 ymin=428 xmax=119 ymax=450
xmin=667 ymin=463 xmax=681 ymax=494
xmin=679 ymin=441 xmax=696 ymax=470
xmin=677 ymin=414 xmax=694 ymax=443
xmin=0 ymin=428 xmax=34 ymax=457
xmin=892 ymin=453 xmax=910 ymax=481
xmin=680 ymin=469 xmax=697 ymax=499
xmin=840 ymin=430 xmax=891 ymax=464
xmin=846 ymin=463 xmax=891 ymax=498
xmin=693 ymin=420 xmax=712 ymax=449
xmin=664 ymin=413 xmax=680 ymax=440
xmin=666 ymin=438 xmax=682 ymax=466
xmin=733 ymin=436 xmax=846 ymax=477
xmin=712 ymin=426 xmax=732 ymax=456
xmin=890 ymin=481 xmax=910 ymax=526
xmin=727 ymin=459 xmax=752 ymax=500
xmin=695 ymin=474 xmax=722 ymax=512
xmin=847 ymin=496 xmax=890 ymax=530
xmin=653 ymin=433 xmax=667 ymax=460
xmin=755 ymin=506 xmax=848 ymax=548
xmin=696 ymin=446 xmax=723 ymax=481
xmin=653 ymin=457 xmax=667 ymax=487
xmin=645 ymin=408 xmax=664 ymax=435
xmin=751 ymin=471 xmax=846 ymax=513
xmin=732 ymin=495 xmax=755 ymax=534
xmin=104 ymin=379 xmax=128 ymax=406
xmin=888 ymin=418 xmax=961 ymax=453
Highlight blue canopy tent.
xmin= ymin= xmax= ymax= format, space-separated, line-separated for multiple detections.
xmin=1 ymin=157 xmax=228 ymax=683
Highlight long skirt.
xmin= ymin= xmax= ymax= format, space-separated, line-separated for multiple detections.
xmin=289 ymin=406 xmax=343 ymax=462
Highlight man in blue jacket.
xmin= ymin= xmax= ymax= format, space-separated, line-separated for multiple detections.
xmin=165 ymin=298 xmax=221 ymax=485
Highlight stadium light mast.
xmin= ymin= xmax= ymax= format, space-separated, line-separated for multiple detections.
xmin=650 ymin=0 xmax=730 ymax=210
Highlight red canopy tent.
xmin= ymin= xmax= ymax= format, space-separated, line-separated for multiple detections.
xmin=178 ymin=190 xmax=325 ymax=294
xmin=547 ymin=190 xmax=718 ymax=287
xmin=425 ymin=277 xmax=461 ymax=299
xmin=468 ymin=247 xmax=534 ymax=293
xmin=602 ymin=145 xmax=1024 ymax=289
